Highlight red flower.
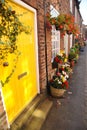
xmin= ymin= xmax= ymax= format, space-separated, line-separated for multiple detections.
xmin=46 ymin=21 xmax=52 ymax=30
xmin=63 ymin=80 xmax=69 ymax=89
xmin=59 ymin=25 xmax=63 ymax=29
xmin=54 ymin=57 xmax=59 ymax=63
xmin=59 ymin=68 xmax=64 ymax=71
xmin=50 ymin=79 xmax=53 ymax=83
xmin=59 ymin=60 xmax=63 ymax=64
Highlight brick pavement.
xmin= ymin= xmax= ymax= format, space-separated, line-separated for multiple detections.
xmin=41 ymin=46 xmax=87 ymax=130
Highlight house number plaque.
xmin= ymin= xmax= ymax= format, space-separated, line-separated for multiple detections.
xmin=18 ymin=72 xmax=27 ymax=80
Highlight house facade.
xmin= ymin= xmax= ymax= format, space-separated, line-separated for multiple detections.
xmin=0 ymin=0 xmax=82 ymax=129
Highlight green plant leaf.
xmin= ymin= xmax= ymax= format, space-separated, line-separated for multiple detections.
xmin=1 ymin=0 xmax=5 ymax=4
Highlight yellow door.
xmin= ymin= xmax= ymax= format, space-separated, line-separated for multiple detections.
xmin=1 ymin=1 xmax=39 ymax=123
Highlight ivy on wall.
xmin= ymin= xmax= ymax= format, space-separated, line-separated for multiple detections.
xmin=0 ymin=0 xmax=32 ymax=86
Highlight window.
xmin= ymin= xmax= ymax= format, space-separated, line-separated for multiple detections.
xmin=50 ymin=5 xmax=60 ymax=62
xmin=51 ymin=26 xmax=60 ymax=62
xmin=50 ymin=5 xmax=59 ymax=17
xmin=75 ymin=6 xmax=78 ymax=23
xmin=64 ymin=34 xmax=68 ymax=56
xmin=70 ymin=34 xmax=73 ymax=48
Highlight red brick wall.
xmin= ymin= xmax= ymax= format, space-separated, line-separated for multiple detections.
xmin=22 ymin=0 xmax=37 ymax=9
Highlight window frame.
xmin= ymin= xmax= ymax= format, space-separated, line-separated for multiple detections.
xmin=50 ymin=5 xmax=60 ymax=62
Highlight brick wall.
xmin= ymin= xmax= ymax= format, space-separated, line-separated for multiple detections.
xmin=58 ymin=0 xmax=70 ymax=13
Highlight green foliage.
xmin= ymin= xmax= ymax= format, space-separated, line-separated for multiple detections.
xmin=0 ymin=0 xmax=30 ymax=44
xmin=1 ymin=51 xmax=21 ymax=87
xmin=0 ymin=0 xmax=31 ymax=87
xmin=68 ymin=45 xmax=79 ymax=61
xmin=0 ymin=0 xmax=31 ymax=60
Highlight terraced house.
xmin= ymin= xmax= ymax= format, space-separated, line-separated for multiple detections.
xmin=0 ymin=0 xmax=82 ymax=129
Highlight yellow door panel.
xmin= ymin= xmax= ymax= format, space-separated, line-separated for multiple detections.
xmin=1 ymin=1 xmax=38 ymax=123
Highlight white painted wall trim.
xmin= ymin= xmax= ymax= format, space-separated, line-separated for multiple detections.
xmin=64 ymin=34 xmax=68 ymax=56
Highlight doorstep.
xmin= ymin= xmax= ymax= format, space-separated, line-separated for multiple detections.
xmin=10 ymin=93 xmax=53 ymax=130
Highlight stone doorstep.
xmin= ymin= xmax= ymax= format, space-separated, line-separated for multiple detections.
xmin=10 ymin=93 xmax=53 ymax=130
xmin=21 ymin=98 xmax=53 ymax=130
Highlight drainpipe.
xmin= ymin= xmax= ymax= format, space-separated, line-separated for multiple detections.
xmin=43 ymin=1 xmax=49 ymax=93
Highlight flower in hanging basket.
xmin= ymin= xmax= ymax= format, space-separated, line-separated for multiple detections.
xmin=56 ymin=14 xmax=66 ymax=25
xmin=46 ymin=13 xmax=57 ymax=30
xmin=66 ymin=30 xmax=72 ymax=35
xmin=56 ymin=24 xmax=64 ymax=31
xmin=72 ymin=24 xmax=80 ymax=36
xmin=46 ymin=21 xmax=52 ymax=30
xmin=65 ymin=14 xmax=75 ymax=25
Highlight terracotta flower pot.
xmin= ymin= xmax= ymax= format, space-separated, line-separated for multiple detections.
xmin=50 ymin=86 xmax=66 ymax=97
xmin=70 ymin=60 xmax=74 ymax=68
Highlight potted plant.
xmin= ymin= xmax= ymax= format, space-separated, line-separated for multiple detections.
xmin=50 ymin=72 xmax=69 ymax=97
xmin=59 ymin=64 xmax=73 ymax=78
xmin=52 ymin=54 xmax=63 ymax=69
xmin=54 ymin=54 xmax=63 ymax=64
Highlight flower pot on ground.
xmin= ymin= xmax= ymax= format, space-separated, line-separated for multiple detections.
xmin=49 ymin=73 xmax=69 ymax=97
xmin=50 ymin=86 xmax=66 ymax=97
xmin=70 ymin=60 xmax=75 ymax=68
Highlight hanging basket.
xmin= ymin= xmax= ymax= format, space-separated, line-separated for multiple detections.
xmin=66 ymin=30 xmax=72 ymax=35
xmin=55 ymin=25 xmax=60 ymax=30
xmin=50 ymin=86 xmax=66 ymax=97
xmin=55 ymin=25 xmax=59 ymax=30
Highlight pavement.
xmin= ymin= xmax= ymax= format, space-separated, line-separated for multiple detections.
xmin=41 ymin=45 xmax=87 ymax=130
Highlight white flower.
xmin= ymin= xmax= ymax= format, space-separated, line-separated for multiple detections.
xmin=58 ymin=81 xmax=62 ymax=84
xmin=66 ymin=75 xmax=69 ymax=79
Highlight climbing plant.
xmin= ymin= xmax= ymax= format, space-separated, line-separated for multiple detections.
xmin=0 ymin=0 xmax=32 ymax=86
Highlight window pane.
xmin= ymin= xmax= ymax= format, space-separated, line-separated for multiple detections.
xmin=51 ymin=26 xmax=60 ymax=61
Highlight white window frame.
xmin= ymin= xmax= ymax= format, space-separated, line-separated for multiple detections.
xmin=70 ymin=0 xmax=73 ymax=13
xmin=64 ymin=34 xmax=68 ymax=56
xmin=51 ymin=26 xmax=60 ymax=62
xmin=50 ymin=5 xmax=60 ymax=62
xmin=70 ymin=34 xmax=73 ymax=48
xmin=75 ymin=6 xmax=78 ymax=23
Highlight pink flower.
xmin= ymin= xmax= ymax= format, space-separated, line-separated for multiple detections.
xmin=56 ymin=72 xmax=61 ymax=77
